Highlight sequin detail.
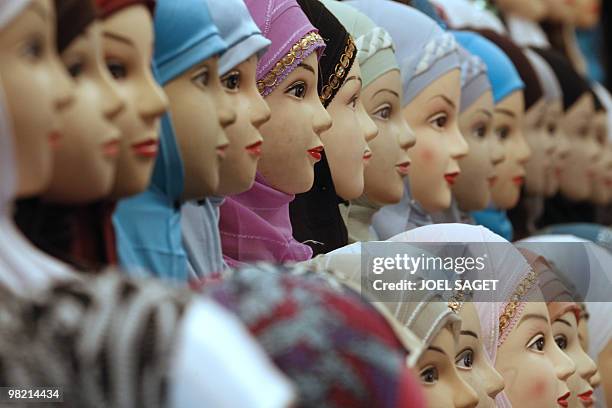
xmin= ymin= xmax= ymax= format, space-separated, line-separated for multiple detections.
xmin=320 ymin=36 xmax=356 ymax=104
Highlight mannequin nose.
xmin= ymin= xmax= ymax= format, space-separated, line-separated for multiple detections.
xmin=52 ymin=57 xmax=75 ymax=110
xmin=552 ymin=342 xmax=576 ymax=382
xmin=449 ymin=124 xmax=469 ymax=160
xmin=217 ymin=91 xmax=237 ymax=129
xmin=578 ymin=348 xmax=598 ymax=381
xmin=399 ymin=119 xmax=416 ymax=150
xmin=516 ymin=130 xmax=532 ymax=164
xmin=312 ymin=103 xmax=332 ymax=136
xmin=454 ymin=372 xmax=479 ymax=408
xmin=358 ymin=101 xmax=378 ymax=143
xmin=250 ymin=91 xmax=271 ymax=129
xmin=100 ymin=78 xmax=125 ymax=121
xmin=485 ymin=364 xmax=506 ymax=400
xmin=589 ymin=369 xmax=601 ymax=388
xmin=139 ymin=73 xmax=169 ymax=121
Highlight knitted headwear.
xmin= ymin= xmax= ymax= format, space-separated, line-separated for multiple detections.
xmin=523 ymin=48 xmax=562 ymax=104
xmin=320 ymin=0 xmax=398 ymax=90
xmin=348 ymin=0 xmax=460 ymax=106
xmin=455 ymin=42 xmax=491 ymax=112
xmin=244 ymin=0 xmax=325 ymax=97
xmin=152 ymin=0 xmax=226 ymax=86
xmin=95 ymin=0 xmax=154 ymax=19
xmin=532 ymin=48 xmax=592 ymax=112
xmin=473 ymin=29 xmax=543 ymax=110
xmin=55 ymin=0 xmax=97 ymax=53
xmin=453 ymin=31 xmax=524 ymax=104
xmin=206 ymin=0 xmax=271 ymax=76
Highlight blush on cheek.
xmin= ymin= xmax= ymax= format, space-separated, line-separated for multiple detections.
xmin=528 ymin=378 xmax=549 ymax=399
xmin=419 ymin=148 xmax=436 ymax=162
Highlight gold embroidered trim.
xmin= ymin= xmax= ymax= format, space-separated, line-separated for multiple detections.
xmin=448 ymin=290 xmax=466 ymax=314
xmin=320 ymin=36 xmax=356 ymax=104
xmin=257 ymin=32 xmax=324 ymax=95
xmin=498 ymin=270 xmax=538 ymax=335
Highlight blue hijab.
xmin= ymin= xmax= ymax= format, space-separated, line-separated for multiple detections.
xmin=453 ymin=31 xmax=524 ymax=241
xmin=113 ymin=0 xmax=226 ymax=281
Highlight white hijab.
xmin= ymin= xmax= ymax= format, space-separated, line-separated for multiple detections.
xmin=0 ymin=6 xmax=74 ymax=296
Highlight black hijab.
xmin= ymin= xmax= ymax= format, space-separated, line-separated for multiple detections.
xmin=290 ymin=0 xmax=357 ymax=255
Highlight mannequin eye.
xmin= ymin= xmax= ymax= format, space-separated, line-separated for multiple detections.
xmin=221 ymin=71 xmax=241 ymax=91
xmin=547 ymin=124 xmax=557 ymax=135
xmin=429 ymin=113 xmax=448 ymax=130
xmin=373 ymin=105 xmax=392 ymax=120
xmin=67 ymin=61 xmax=84 ymax=78
xmin=472 ymin=124 xmax=487 ymax=138
xmin=21 ymin=37 xmax=44 ymax=61
xmin=496 ymin=126 xmax=510 ymax=140
xmin=285 ymin=81 xmax=307 ymax=99
xmin=527 ymin=334 xmax=546 ymax=352
xmin=192 ymin=68 xmax=210 ymax=89
xmin=455 ymin=348 xmax=474 ymax=370
xmin=107 ymin=60 xmax=127 ymax=80
xmin=348 ymin=94 xmax=359 ymax=110
xmin=419 ymin=366 xmax=439 ymax=384
xmin=554 ymin=334 xmax=568 ymax=350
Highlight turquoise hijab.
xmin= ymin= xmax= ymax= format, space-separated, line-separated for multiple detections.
xmin=113 ymin=0 xmax=226 ymax=282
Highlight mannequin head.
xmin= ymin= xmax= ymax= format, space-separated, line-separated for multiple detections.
xmin=44 ymin=22 xmax=125 ymax=203
xmin=456 ymin=302 xmax=505 ymax=408
xmin=361 ymin=69 xmax=414 ymax=204
xmin=490 ymin=90 xmax=531 ymax=209
xmin=100 ymin=4 xmax=168 ymax=199
xmin=403 ymin=69 xmax=468 ymax=212
xmin=574 ymin=0 xmax=601 ymax=28
xmin=550 ymin=309 xmax=598 ymax=408
xmin=454 ymin=90 xmax=501 ymax=211
xmin=544 ymin=101 xmax=567 ymax=197
xmin=0 ymin=0 xmax=75 ymax=198
xmin=256 ymin=52 xmax=332 ymax=194
xmin=496 ymin=0 xmax=548 ymax=21
xmin=590 ymin=112 xmax=612 ymax=205
xmin=495 ymin=288 xmax=576 ymax=408
xmin=523 ymin=99 xmax=554 ymax=195
xmin=321 ymin=60 xmax=378 ymax=200
xmin=417 ymin=324 xmax=479 ymax=408
xmin=559 ymin=92 xmax=598 ymax=201
xmin=163 ymin=56 xmax=235 ymax=200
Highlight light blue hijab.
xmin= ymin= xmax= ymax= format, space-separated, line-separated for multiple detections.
xmin=113 ymin=0 xmax=227 ymax=282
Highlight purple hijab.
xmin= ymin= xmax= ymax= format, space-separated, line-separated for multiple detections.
xmin=219 ymin=0 xmax=324 ymax=266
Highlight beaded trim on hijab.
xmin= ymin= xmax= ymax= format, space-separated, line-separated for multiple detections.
xmin=256 ymin=31 xmax=324 ymax=96
xmin=319 ymin=36 xmax=356 ymax=104
xmin=498 ymin=268 xmax=538 ymax=343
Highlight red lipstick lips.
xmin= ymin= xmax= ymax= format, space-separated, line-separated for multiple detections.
xmin=362 ymin=150 xmax=373 ymax=162
xmin=308 ymin=146 xmax=324 ymax=161
xmin=578 ymin=390 xmax=593 ymax=407
xmin=132 ymin=138 xmax=158 ymax=158
xmin=49 ymin=131 xmax=62 ymax=149
xmin=488 ymin=176 xmax=498 ymax=186
xmin=396 ymin=161 xmax=410 ymax=176
xmin=513 ymin=176 xmax=525 ymax=186
xmin=444 ymin=172 xmax=460 ymax=185
xmin=102 ymin=139 xmax=120 ymax=158
xmin=246 ymin=140 xmax=263 ymax=157
xmin=557 ymin=392 xmax=570 ymax=407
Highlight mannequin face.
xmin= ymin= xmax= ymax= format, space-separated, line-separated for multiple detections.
xmin=216 ymin=56 xmax=270 ymax=196
xmin=550 ymin=310 xmax=598 ymax=408
xmin=361 ymin=70 xmax=415 ymax=204
xmin=490 ymin=91 xmax=531 ymax=210
xmin=496 ymin=0 xmax=548 ymax=21
xmin=101 ymin=5 xmax=168 ymax=200
xmin=323 ymin=61 xmax=378 ymax=200
xmin=402 ymin=69 xmax=468 ymax=212
xmin=597 ymin=339 xmax=612 ymax=408
xmin=559 ymin=93 xmax=598 ymax=201
xmin=454 ymin=91 xmax=501 ymax=211
xmin=163 ymin=56 xmax=235 ymax=200
xmin=456 ymin=303 xmax=505 ymax=408
xmin=577 ymin=314 xmax=602 ymax=390
xmin=417 ymin=325 xmax=479 ymax=408
xmin=574 ymin=0 xmax=601 ymax=28
xmin=43 ymin=23 xmax=125 ymax=203
xmin=545 ymin=0 xmax=575 ymax=23
xmin=590 ymin=113 xmax=612 ymax=205
xmin=544 ymin=101 xmax=567 ymax=197
xmin=524 ymin=99 xmax=554 ymax=196
xmin=0 ymin=0 xmax=74 ymax=198
xmin=257 ymin=52 xmax=332 ymax=194
xmin=495 ymin=288 xmax=576 ymax=408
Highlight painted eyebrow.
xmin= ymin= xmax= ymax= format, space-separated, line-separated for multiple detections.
xmin=344 ymin=75 xmax=363 ymax=85
xmin=429 ymin=94 xmax=456 ymax=109
xmin=30 ymin=2 xmax=48 ymax=20
xmin=460 ymin=330 xmax=479 ymax=339
xmin=554 ymin=318 xmax=573 ymax=328
xmin=103 ymin=31 xmax=134 ymax=46
xmin=427 ymin=346 xmax=450 ymax=358
xmin=296 ymin=62 xmax=315 ymax=75
xmin=494 ymin=108 xmax=516 ymax=118
xmin=517 ymin=313 xmax=550 ymax=328
xmin=372 ymin=88 xmax=400 ymax=98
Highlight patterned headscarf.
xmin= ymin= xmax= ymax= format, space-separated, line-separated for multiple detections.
xmin=205 ymin=262 xmax=426 ymax=408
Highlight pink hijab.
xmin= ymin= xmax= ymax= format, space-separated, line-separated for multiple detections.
xmin=219 ymin=0 xmax=325 ymax=267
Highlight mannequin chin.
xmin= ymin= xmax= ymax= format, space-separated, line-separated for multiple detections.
xmin=101 ymin=5 xmax=168 ymax=200
xmin=163 ymin=55 xmax=235 ymax=201
xmin=322 ymin=61 xmax=378 ymax=201
xmin=574 ymin=0 xmax=601 ymax=29
xmin=454 ymin=91 xmax=500 ymax=212
xmin=361 ymin=70 xmax=415 ymax=205
xmin=545 ymin=0 xmax=575 ymax=24
xmin=402 ymin=69 xmax=467 ymax=213
xmin=558 ymin=93 xmax=598 ymax=202
xmin=256 ymin=52 xmax=332 ymax=195
xmin=456 ymin=303 xmax=505 ymax=408
xmin=43 ymin=23 xmax=125 ymax=204
xmin=523 ymin=99 xmax=553 ymax=196
xmin=549 ymin=310 xmax=598 ymax=408
xmin=216 ymin=56 xmax=270 ymax=196
xmin=490 ymin=90 xmax=531 ymax=210
xmin=0 ymin=0 xmax=74 ymax=198
xmin=495 ymin=288 xmax=576 ymax=408
xmin=496 ymin=0 xmax=548 ymax=21
xmin=416 ymin=325 xmax=479 ymax=408
xmin=590 ymin=113 xmax=612 ymax=205
xmin=544 ymin=100 xmax=566 ymax=198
